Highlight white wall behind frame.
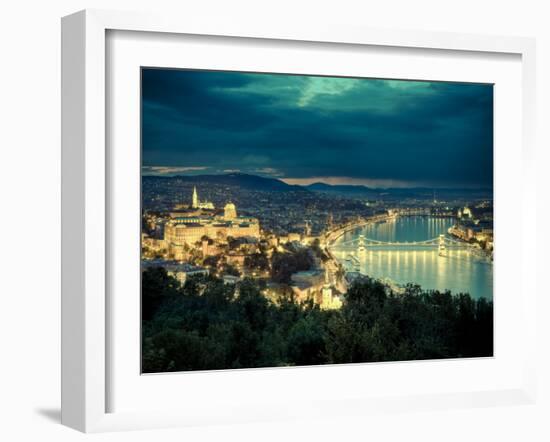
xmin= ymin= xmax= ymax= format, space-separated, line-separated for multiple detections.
xmin=1 ymin=0 xmax=547 ymax=441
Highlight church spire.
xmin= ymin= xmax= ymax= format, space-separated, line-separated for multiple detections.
xmin=192 ymin=186 xmax=198 ymax=208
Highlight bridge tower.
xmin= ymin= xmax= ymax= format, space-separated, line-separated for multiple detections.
xmin=357 ymin=234 xmax=367 ymax=255
xmin=192 ymin=186 xmax=199 ymax=209
xmin=438 ymin=234 xmax=447 ymax=257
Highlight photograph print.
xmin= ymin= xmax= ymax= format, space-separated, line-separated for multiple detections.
xmin=141 ymin=68 xmax=494 ymax=373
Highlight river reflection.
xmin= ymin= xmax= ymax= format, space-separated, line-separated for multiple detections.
xmin=330 ymin=216 xmax=493 ymax=300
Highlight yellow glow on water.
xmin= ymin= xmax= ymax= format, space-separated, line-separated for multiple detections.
xmin=331 ymin=217 xmax=492 ymax=299
xmin=436 ymin=250 xmax=445 ymax=285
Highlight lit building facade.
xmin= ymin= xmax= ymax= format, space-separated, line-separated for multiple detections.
xmin=290 ymin=268 xmax=342 ymax=309
xmin=164 ymin=188 xmax=260 ymax=260
xmin=224 ymin=202 xmax=237 ymax=220
xmin=321 ymin=268 xmax=342 ymax=310
xmin=192 ymin=186 xmax=215 ymax=210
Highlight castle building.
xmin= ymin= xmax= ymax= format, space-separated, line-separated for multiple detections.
xmin=164 ymin=188 xmax=260 ymax=260
xmin=224 ymin=202 xmax=237 ymax=220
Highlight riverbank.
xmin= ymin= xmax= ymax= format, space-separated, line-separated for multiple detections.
xmin=328 ymin=216 xmax=493 ymax=300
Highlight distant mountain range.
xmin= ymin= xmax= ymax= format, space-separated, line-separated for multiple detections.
xmin=143 ymin=172 xmax=307 ymax=192
xmin=305 ymin=182 xmax=492 ymax=199
xmin=305 ymin=182 xmax=378 ymax=195
xmin=143 ymin=173 xmax=492 ymax=198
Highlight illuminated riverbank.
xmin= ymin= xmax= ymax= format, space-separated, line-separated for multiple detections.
xmin=330 ymin=216 xmax=493 ymax=300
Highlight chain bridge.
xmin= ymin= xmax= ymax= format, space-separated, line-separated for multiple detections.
xmin=330 ymin=233 xmax=473 ymax=255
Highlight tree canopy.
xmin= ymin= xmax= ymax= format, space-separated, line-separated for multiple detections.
xmin=142 ymin=268 xmax=493 ymax=373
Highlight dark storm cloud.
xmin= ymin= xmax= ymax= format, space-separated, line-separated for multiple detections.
xmin=141 ymin=68 xmax=493 ymax=188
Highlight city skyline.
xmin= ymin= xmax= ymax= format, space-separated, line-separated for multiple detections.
xmin=142 ymin=68 xmax=493 ymax=189
xmin=141 ymin=67 xmax=494 ymax=373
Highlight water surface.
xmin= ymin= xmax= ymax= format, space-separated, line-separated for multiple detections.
xmin=330 ymin=216 xmax=493 ymax=299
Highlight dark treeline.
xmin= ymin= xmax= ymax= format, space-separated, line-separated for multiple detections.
xmin=142 ymin=268 xmax=493 ymax=373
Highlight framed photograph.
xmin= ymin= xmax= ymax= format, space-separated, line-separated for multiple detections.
xmin=61 ymin=9 xmax=537 ymax=432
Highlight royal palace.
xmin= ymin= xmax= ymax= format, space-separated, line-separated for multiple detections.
xmin=163 ymin=187 xmax=260 ymax=260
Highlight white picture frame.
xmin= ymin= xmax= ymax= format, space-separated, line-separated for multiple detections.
xmin=61 ymin=9 xmax=537 ymax=433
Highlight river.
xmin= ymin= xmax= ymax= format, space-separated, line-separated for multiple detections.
xmin=330 ymin=216 xmax=493 ymax=300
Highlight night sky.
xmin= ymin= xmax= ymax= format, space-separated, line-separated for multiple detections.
xmin=142 ymin=68 xmax=493 ymax=189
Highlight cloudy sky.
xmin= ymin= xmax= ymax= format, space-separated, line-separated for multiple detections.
xmin=141 ymin=68 xmax=493 ymax=189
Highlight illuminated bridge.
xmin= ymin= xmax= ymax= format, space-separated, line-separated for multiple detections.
xmin=331 ymin=234 xmax=474 ymax=254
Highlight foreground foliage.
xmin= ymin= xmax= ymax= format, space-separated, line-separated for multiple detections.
xmin=142 ymin=268 xmax=493 ymax=373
